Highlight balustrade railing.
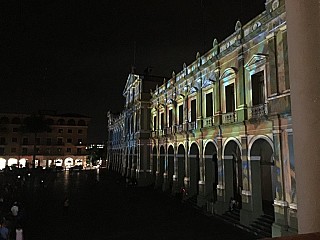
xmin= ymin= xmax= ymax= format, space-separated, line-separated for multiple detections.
xmin=222 ymin=112 xmax=237 ymax=124
xmin=188 ymin=121 xmax=196 ymax=131
xmin=203 ymin=116 xmax=214 ymax=127
xmin=250 ymin=103 xmax=268 ymax=119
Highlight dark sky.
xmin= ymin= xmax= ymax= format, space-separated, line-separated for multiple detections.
xmin=1 ymin=0 xmax=265 ymax=143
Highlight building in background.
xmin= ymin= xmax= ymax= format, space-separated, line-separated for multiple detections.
xmin=107 ymin=69 xmax=164 ymax=185
xmin=107 ymin=0 xmax=297 ymax=237
xmin=0 ymin=111 xmax=90 ymax=169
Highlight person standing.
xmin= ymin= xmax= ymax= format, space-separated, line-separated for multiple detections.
xmin=0 ymin=220 xmax=9 ymax=240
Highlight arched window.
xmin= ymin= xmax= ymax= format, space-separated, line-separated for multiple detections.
xmin=46 ymin=118 xmax=54 ymax=125
xmin=67 ymin=119 xmax=76 ymax=126
xmin=57 ymin=119 xmax=65 ymax=125
xmin=78 ymin=120 xmax=86 ymax=126
xmin=11 ymin=117 xmax=21 ymax=124
xmin=0 ymin=117 xmax=9 ymax=124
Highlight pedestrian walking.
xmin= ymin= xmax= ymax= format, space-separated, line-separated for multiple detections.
xmin=11 ymin=202 xmax=19 ymax=217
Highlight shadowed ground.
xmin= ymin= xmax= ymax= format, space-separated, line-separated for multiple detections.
xmin=24 ymin=169 xmax=258 ymax=240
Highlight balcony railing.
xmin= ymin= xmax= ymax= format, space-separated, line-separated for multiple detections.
xmin=222 ymin=112 xmax=237 ymax=124
xmin=188 ymin=121 xmax=196 ymax=131
xmin=151 ymin=131 xmax=157 ymax=138
xmin=250 ymin=103 xmax=268 ymax=119
xmin=203 ymin=116 xmax=214 ymax=127
xmin=176 ymin=124 xmax=183 ymax=133
xmin=164 ymin=127 xmax=172 ymax=135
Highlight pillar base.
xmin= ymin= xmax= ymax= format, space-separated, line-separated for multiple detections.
xmin=272 ymin=223 xmax=297 ymax=238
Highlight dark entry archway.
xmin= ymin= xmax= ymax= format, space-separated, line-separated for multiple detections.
xmin=177 ymin=144 xmax=186 ymax=190
xmin=167 ymin=145 xmax=174 ymax=190
xmin=224 ymin=140 xmax=242 ymax=209
xmin=250 ymin=138 xmax=274 ymax=216
xmin=159 ymin=146 xmax=165 ymax=186
xmin=189 ymin=143 xmax=200 ymax=196
xmin=204 ymin=142 xmax=218 ymax=202
xmin=152 ymin=146 xmax=157 ymax=182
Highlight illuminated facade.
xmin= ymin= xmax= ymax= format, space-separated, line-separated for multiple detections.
xmin=0 ymin=111 xmax=90 ymax=169
xmin=107 ymin=0 xmax=297 ymax=237
xmin=107 ymin=71 xmax=164 ymax=185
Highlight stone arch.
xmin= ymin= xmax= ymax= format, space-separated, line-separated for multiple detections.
xmin=78 ymin=119 xmax=86 ymax=126
xmin=11 ymin=117 xmax=21 ymax=124
xmin=0 ymin=158 xmax=6 ymax=170
xmin=249 ymin=137 xmax=274 ymax=216
xmin=189 ymin=142 xmax=200 ymax=196
xmin=224 ymin=139 xmax=242 ymax=209
xmin=167 ymin=145 xmax=174 ymax=190
xmin=152 ymin=146 xmax=157 ymax=180
xmin=204 ymin=141 xmax=218 ymax=202
xmin=67 ymin=119 xmax=76 ymax=126
xmin=57 ymin=119 xmax=65 ymax=125
xmin=0 ymin=117 xmax=9 ymax=124
xmin=159 ymin=145 xmax=165 ymax=186
xmin=177 ymin=144 xmax=186 ymax=190
xmin=64 ymin=157 xmax=74 ymax=168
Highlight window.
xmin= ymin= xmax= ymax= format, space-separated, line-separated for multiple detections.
xmin=23 ymin=138 xmax=28 ymax=145
xmin=57 ymin=138 xmax=63 ymax=145
xmin=168 ymin=109 xmax=173 ymax=127
xmin=226 ymin=84 xmax=235 ymax=112
xmin=68 ymin=129 xmax=72 ymax=134
xmin=22 ymin=148 xmax=27 ymax=154
xmin=11 ymin=148 xmax=16 ymax=153
xmin=77 ymin=148 xmax=81 ymax=154
xmin=58 ymin=129 xmax=63 ymax=133
xmin=57 ymin=148 xmax=62 ymax=153
xmin=0 ymin=137 xmax=5 ymax=145
xmin=0 ymin=148 xmax=4 ymax=155
xmin=46 ymin=138 xmax=51 ymax=145
xmin=12 ymin=128 xmax=18 ymax=132
xmin=206 ymin=92 xmax=213 ymax=117
xmin=46 ymin=148 xmax=51 ymax=154
xmin=153 ymin=116 xmax=157 ymax=131
xmin=251 ymin=71 xmax=265 ymax=105
xmin=36 ymin=138 xmax=40 ymax=145
xmin=67 ymin=148 xmax=71 ymax=153
xmin=160 ymin=113 xmax=164 ymax=130
xmin=179 ymin=105 xmax=183 ymax=125
xmin=67 ymin=138 xmax=72 ymax=143
xmin=191 ymin=99 xmax=196 ymax=122
xmin=36 ymin=148 xmax=40 ymax=153
xmin=12 ymin=137 xmax=17 ymax=143
xmin=78 ymin=129 xmax=83 ymax=134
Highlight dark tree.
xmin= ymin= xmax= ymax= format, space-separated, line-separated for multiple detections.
xmin=20 ymin=114 xmax=51 ymax=168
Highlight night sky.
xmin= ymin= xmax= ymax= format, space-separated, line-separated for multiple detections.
xmin=1 ymin=0 xmax=265 ymax=143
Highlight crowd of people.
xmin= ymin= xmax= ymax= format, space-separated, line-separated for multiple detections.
xmin=0 ymin=167 xmax=28 ymax=240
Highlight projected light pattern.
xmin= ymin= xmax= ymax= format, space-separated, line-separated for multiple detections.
xmin=107 ymin=0 xmax=297 ymax=236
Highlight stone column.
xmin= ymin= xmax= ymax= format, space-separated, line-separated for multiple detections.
xmin=285 ymin=0 xmax=320 ymax=234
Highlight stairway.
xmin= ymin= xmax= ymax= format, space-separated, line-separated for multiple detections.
xmin=249 ymin=214 xmax=274 ymax=238
xmin=221 ymin=208 xmax=240 ymax=225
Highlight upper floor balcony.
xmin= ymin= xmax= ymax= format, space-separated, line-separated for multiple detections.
xmin=188 ymin=121 xmax=196 ymax=131
xmin=164 ymin=126 xmax=173 ymax=135
xmin=222 ymin=112 xmax=237 ymax=124
xmin=250 ymin=103 xmax=268 ymax=119
xmin=203 ymin=116 xmax=214 ymax=128
xmin=175 ymin=124 xmax=184 ymax=134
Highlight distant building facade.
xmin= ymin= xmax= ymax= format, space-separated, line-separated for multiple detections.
xmin=0 ymin=111 xmax=90 ymax=169
xmin=107 ymin=0 xmax=297 ymax=237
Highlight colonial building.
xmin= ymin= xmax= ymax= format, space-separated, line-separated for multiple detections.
xmin=107 ymin=70 xmax=164 ymax=185
xmin=0 ymin=111 xmax=90 ymax=169
xmin=107 ymin=0 xmax=297 ymax=237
